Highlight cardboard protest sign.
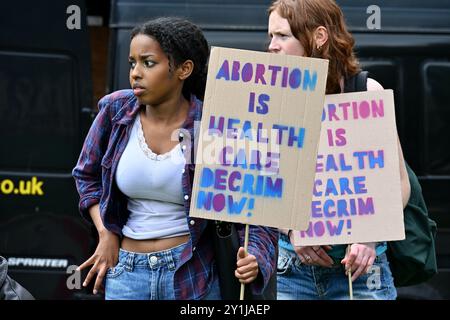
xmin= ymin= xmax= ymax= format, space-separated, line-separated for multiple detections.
xmin=293 ymin=89 xmax=405 ymax=245
xmin=190 ymin=47 xmax=328 ymax=230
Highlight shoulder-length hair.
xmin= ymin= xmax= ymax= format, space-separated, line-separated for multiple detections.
xmin=268 ymin=0 xmax=360 ymax=94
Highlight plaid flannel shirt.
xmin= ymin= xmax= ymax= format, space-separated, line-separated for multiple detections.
xmin=72 ymin=89 xmax=278 ymax=299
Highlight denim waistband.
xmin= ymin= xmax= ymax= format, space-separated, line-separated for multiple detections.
xmin=279 ymin=244 xmax=387 ymax=270
xmin=279 ymin=233 xmax=387 ymax=261
xmin=118 ymin=241 xmax=188 ymax=272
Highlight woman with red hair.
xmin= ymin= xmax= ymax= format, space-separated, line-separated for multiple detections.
xmin=268 ymin=0 xmax=411 ymax=300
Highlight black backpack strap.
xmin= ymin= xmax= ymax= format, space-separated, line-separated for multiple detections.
xmin=344 ymin=71 xmax=368 ymax=93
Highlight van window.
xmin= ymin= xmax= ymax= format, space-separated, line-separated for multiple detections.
xmin=422 ymin=62 xmax=450 ymax=175
xmin=0 ymin=51 xmax=79 ymax=172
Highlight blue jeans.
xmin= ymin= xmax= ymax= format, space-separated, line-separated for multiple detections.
xmin=105 ymin=242 xmax=221 ymax=300
xmin=277 ymin=246 xmax=397 ymax=300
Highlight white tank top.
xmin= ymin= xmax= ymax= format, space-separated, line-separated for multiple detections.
xmin=115 ymin=115 xmax=189 ymax=239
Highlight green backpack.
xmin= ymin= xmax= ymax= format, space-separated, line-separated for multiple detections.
xmin=347 ymin=72 xmax=438 ymax=287
xmin=386 ymin=162 xmax=438 ymax=287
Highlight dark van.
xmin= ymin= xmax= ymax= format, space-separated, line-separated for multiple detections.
xmin=0 ymin=0 xmax=449 ymax=299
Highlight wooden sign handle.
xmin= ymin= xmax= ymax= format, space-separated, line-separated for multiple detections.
xmin=239 ymin=224 xmax=250 ymax=300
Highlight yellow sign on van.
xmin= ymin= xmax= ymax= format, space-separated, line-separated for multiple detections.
xmin=0 ymin=177 xmax=44 ymax=196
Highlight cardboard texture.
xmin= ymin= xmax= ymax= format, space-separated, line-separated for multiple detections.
xmin=190 ymin=47 xmax=328 ymax=230
xmin=293 ymin=89 xmax=406 ymax=245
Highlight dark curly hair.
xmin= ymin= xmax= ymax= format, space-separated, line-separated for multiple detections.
xmin=131 ymin=17 xmax=210 ymax=100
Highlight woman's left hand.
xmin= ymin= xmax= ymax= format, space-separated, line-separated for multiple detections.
xmin=235 ymin=247 xmax=259 ymax=284
xmin=341 ymin=242 xmax=376 ymax=282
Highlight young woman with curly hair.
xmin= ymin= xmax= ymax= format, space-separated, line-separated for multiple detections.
xmin=73 ymin=17 xmax=278 ymax=300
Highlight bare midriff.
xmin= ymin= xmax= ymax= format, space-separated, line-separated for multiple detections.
xmin=121 ymin=235 xmax=190 ymax=253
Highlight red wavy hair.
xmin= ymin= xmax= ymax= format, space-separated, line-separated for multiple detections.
xmin=268 ymin=0 xmax=360 ymax=94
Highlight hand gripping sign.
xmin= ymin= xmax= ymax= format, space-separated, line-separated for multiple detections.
xmin=189 ymin=47 xmax=328 ymax=299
